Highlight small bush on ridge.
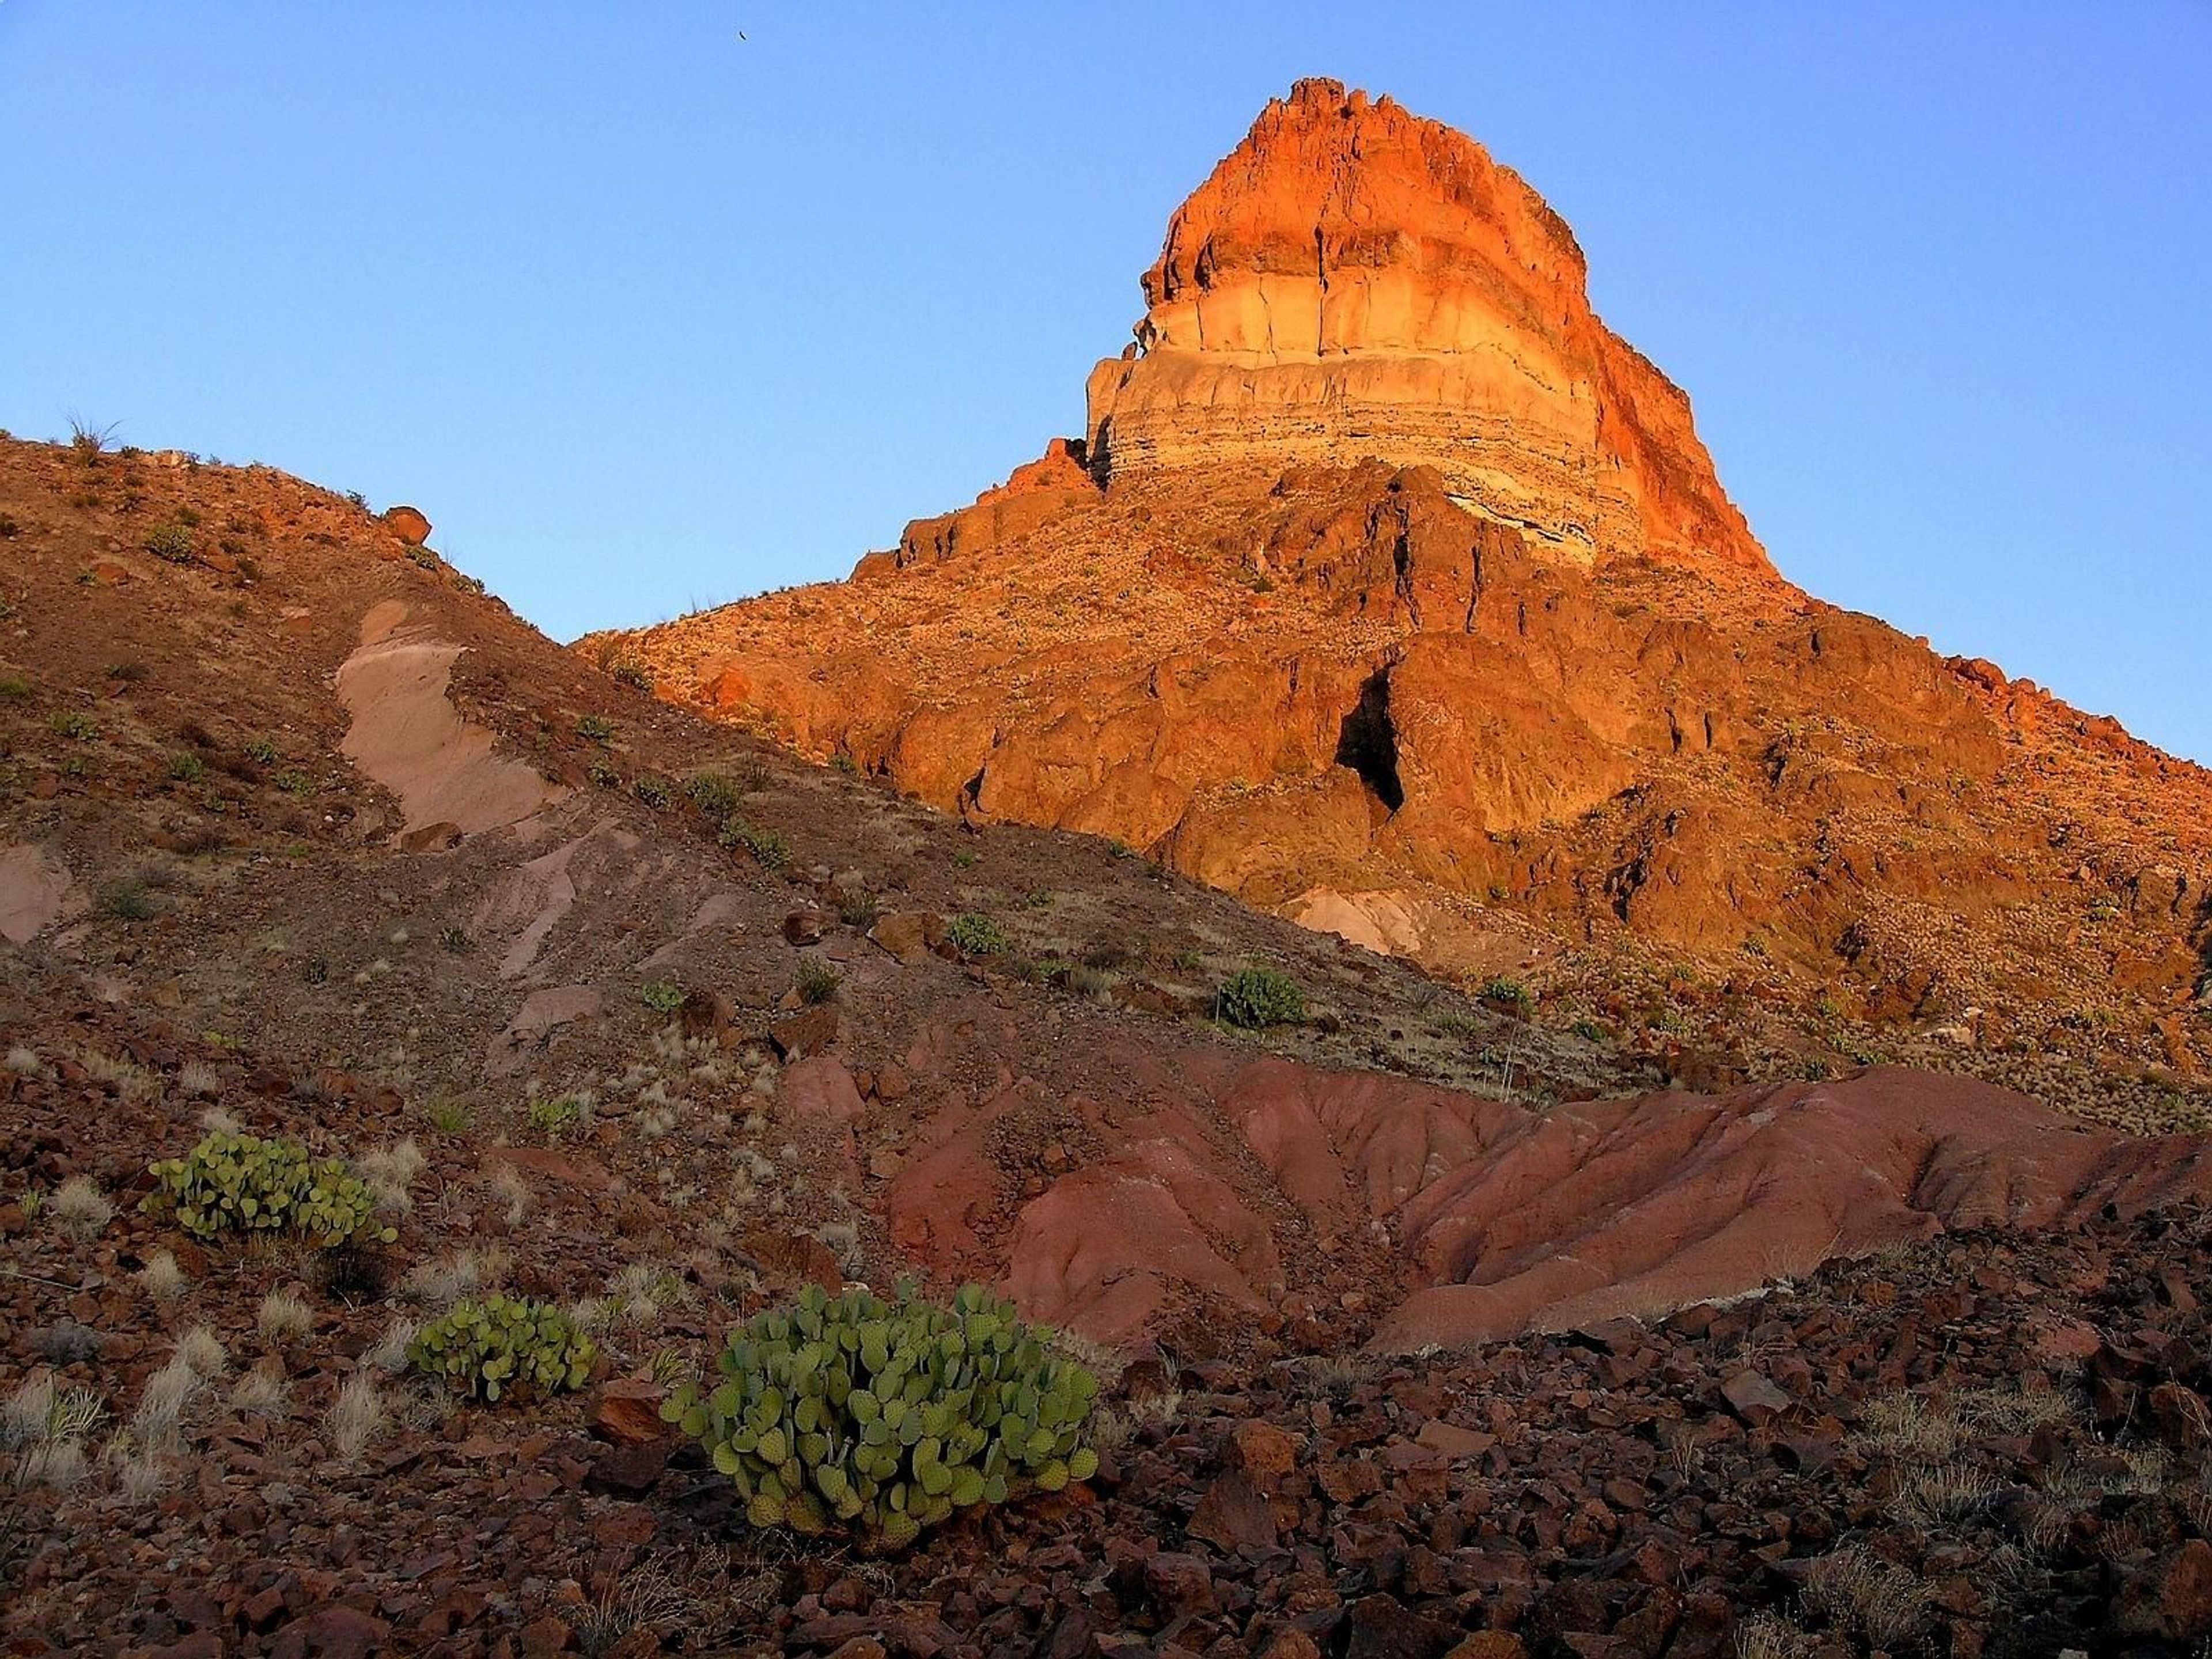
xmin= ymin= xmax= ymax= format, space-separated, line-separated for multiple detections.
xmin=1216 ymin=965 xmax=1306 ymax=1029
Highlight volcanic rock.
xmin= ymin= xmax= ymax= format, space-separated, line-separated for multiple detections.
xmin=605 ymin=82 xmax=2212 ymax=1048
xmin=1086 ymin=79 xmax=1763 ymax=573
xmin=382 ymin=505 xmax=431 ymax=544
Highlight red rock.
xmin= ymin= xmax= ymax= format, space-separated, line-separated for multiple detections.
xmin=1415 ymin=1419 xmax=1491 ymax=1460
xmin=1188 ymin=1468 xmax=1277 ymax=1552
xmin=679 ymin=987 xmax=733 ymax=1041
xmin=589 ymin=1378 xmax=668 ymax=1446
xmin=2150 ymin=1381 xmax=2212 ymax=1450
xmin=1444 ymin=1639 xmax=1528 ymax=1659
xmin=383 ymin=506 xmax=431 ymax=544
xmin=2113 ymin=1539 xmax=2212 ymax=1641
xmin=771 ymin=1003 xmax=840 ymax=1060
xmin=1344 ymin=1594 xmax=1461 ymax=1659
xmin=588 ymin=1504 xmax=657 ymax=1548
xmin=483 ymin=1145 xmax=615 ymax=1193
xmin=267 ymin=1605 xmax=392 ymax=1659
xmin=1719 ymin=1371 xmax=1791 ymax=1427
xmin=1230 ymin=1420 xmax=1301 ymax=1490
xmin=1142 ymin=1553 xmax=1218 ymax=1618
xmin=869 ymin=911 xmax=945 ymax=964
xmin=783 ymin=908 xmax=827 ymax=945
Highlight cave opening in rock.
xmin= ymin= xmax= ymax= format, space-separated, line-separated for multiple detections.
xmin=1335 ymin=668 xmax=1404 ymax=812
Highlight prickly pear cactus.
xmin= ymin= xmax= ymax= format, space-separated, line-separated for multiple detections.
xmin=666 ymin=1280 xmax=1101 ymax=1550
xmin=144 ymin=1130 xmax=395 ymax=1248
xmin=408 ymin=1295 xmax=597 ymax=1402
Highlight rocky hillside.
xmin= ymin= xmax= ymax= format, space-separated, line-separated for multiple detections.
xmin=8 ymin=431 xmax=2212 ymax=1652
xmin=601 ymin=82 xmax=2212 ymax=1124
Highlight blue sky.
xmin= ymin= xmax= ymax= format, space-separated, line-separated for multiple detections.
xmin=3 ymin=4 xmax=2207 ymax=760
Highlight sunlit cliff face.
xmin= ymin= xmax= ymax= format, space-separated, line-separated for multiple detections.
xmin=1086 ymin=78 xmax=1769 ymax=575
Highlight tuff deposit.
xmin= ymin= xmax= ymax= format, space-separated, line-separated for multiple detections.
xmin=605 ymin=84 xmax=2212 ymax=1103
xmin=1084 ymin=78 xmax=1765 ymax=573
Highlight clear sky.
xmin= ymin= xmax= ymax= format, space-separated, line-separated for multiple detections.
xmin=3 ymin=4 xmax=2207 ymax=761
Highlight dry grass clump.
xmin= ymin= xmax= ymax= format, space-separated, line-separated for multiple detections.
xmin=228 ymin=1361 xmax=290 ymax=1418
xmin=403 ymin=1246 xmax=506 ymax=1306
xmin=257 ymin=1287 xmax=315 ymax=1342
xmin=2048 ymin=1443 xmax=2172 ymax=1501
xmin=1802 ymin=1544 xmax=1928 ymax=1647
xmin=573 ymin=1556 xmax=695 ymax=1659
xmin=1305 ymin=1351 xmax=1378 ymax=1399
xmin=178 ymin=1326 xmax=227 ymax=1379
xmin=107 ymin=1434 xmax=170 ymax=1503
xmin=1049 ymin=1327 xmax=1130 ymax=1389
xmin=325 ymin=1373 xmax=384 ymax=1461
xmin=6 ymin=1373 xmax=106 ymax=1489
xmin=1852 ymin=1378 xmax=2079 ymax=1465
xmin=811 ymin=1217 xmax=864 ymax=1279
xmin=1852 ymin=1391 xmax=1964 ymax=1461
xmin=51 ymin=1175 xmax=113 ymax=1240
xmin=4 ymin=1045 xmax=47 ymax=1079
xmin=75 ymin=1046 xmax=161 ymax=1103
xmin=1892 ymin=1458 xmax=1998 ymax=1527
xmin=367 ymin=1316 xmax=420 ymax=1374
xmin=133 ymin=1351 xmax=204 ymax=1450
xmin=1731 ymin=1611 xmax=1812 ymax=1659
xmin=357 ymin=1137 xmax=425 ymax=1212
xmin=489 ymin=1162 xmax=531 ymax=1227
xmin=176 ymin=1060 xmax=222 ymax=1099
xmin=137 ymin=1247 xmax=188 ymax=1302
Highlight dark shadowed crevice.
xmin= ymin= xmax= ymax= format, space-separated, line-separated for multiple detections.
xmin=1335 ymin=668 xmax=1404 ymax=812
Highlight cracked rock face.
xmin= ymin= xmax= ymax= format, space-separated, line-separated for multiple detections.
xmin=1085 ymin=77 xmax=1767 ymax=574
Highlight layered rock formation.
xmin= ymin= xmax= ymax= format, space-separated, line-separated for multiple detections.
xmin=1085 ymin=78 xmax=1766 ymax=573
xmin=605 ymin=81 xmax=2212 ymax=1089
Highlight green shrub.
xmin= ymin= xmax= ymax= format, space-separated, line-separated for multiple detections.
xmin=632 ymin=773 xmax=673 ymax=809
xmin=145 ymin=1130 xmax=395 ymax=1248
xmin=528 ymin=1094 xmax=584 ymax=1137
xmin=640 ymin=979 xmax=685 ymax=1014
xmin=574 ymin=714 xmax=615 ymax=742
xmin=796 ymin=961 xmax=841 ymax=1005
xmin=244 ymin=737 xmax=280 ymax=766
xmin=610 ymin=660 xmax=653 ymax=693
xmin=588 ymin=758 xmax=620 ymax=789
xmin=422 ymin=1097 xmax=471 ymax=1134
xmin=144 ymin=523 xmax=195 ymax=564
xmin=166 ymin=752 xmax=206 ymax=783
xmin=947 ymin=912 xmax=1008 ymax=958
xmin=720 ymin=817 xmax=790 ymax=870
xmin=667 ymin=1281 xmax=1100 ymax=1551
xmin=273 ymin=769 xmax=316 ymax=796
xmin=48 ymin=710 xmax=97 ymax=741
xmin=408 ymin=1295 xmax=596 ymax=1402
xmin=99 ymin=878 xmax=158 ymax=921
xmin=683 ymin=772 xmax=744 ymax=816
xmin=0 ymin=676 xmax=29 ymax=700
xmin=1479 ymin=976 xmax=1533 ymax=1014
xmin=1216 ymin=965 xmax=1306 ymax=1029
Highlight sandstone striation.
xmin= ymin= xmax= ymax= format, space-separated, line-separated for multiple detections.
xmin=1085 ymin=78 xmax=1766 ymax=573
xmin=604 ymin=82 xmax=2212 ymax=1096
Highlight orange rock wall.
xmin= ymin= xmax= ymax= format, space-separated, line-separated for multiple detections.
xmin=1085 ymin=79 xmax=1767 ymax=573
